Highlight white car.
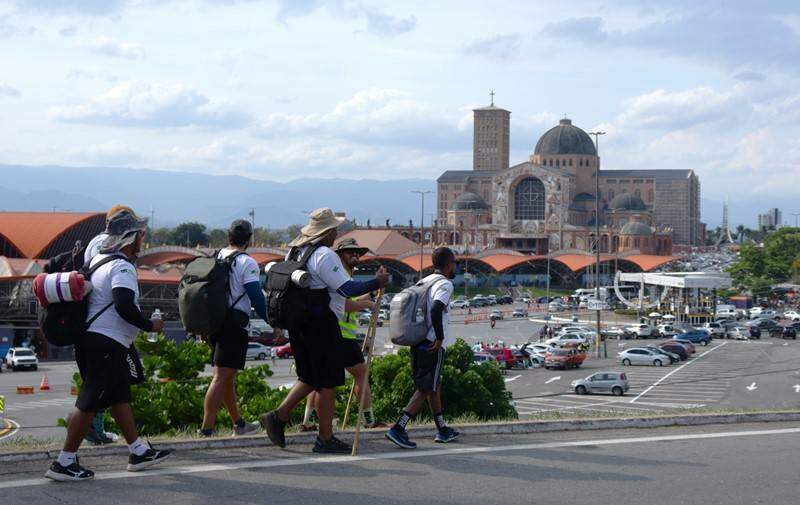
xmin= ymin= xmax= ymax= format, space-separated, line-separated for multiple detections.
xmin=546 ymin=333 xmax=588 ymax=347
xmin=4 ymin=347 xmax=39 ymax=371
xmin=246 ymin=342 xmax=272 ymax=361
xmin=625 ymin=324 xmax=658 ymax=339
xmin=559 ymin=326 xmax=589 ymax=334
xmin=716 ymin=308 xmax=736 ymax=320
xmin=727 ymin=326 xmax=750 ymax=340
xmin=782 ymin=310 xmax=800 ymax=321
xmin=618 ymin=348 xmax=670 ymax=367
xmin=548 ymin=301 xmax=566 ymax=312
xmin=450 ymin=300 xmax=468 ymax=309
xmin=657 ymin=324 xmax=678 ymax=337
xmin=748 ymin=307 xmax=764 ymax=318
xmin=702 ymin=322 xmax=726 ymax=338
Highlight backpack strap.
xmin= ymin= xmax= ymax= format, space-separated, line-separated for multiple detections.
xmin=297 ymin=244 xmax=321 ymax=266
xmin=84 ymin=254 xmax=130 ymax=329
xmin=221 ymin=250 xmax=249 ymax=309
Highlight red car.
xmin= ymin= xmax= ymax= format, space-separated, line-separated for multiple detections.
xmin=275 ymin=343 xmax=293 ymax=358
xmin=544 ymin=348 xmax=586 ymax=369
xmin=484 ymin=347 xmax=518 ymax=369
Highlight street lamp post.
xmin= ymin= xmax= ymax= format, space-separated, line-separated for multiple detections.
xmin=792 ymin=213 xmax=800 ymax=228
xmin=411 ymin=190 xmax=432 ymax=281
xmin=589 ymin=130 xmax=606 ymax=358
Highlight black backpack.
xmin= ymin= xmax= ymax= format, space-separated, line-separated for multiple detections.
xmin=178 ymin=251 xmax=246 ymax=336
xmin=38 ymin=254 xmax=127 ymax=347
xmin=265 ymin=245 xmax=318 ymax=332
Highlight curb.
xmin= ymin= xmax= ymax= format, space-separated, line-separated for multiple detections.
xmin=2 ymin=410 xmax=799 ymax=463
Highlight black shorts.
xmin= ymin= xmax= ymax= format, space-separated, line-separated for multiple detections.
xmin=75 ymin=332 xmax=131 ymax=412
xmin=208 ymin=311 xmax=249 ymax=370
xmin=291 ymin=291 xmax=345 ymax=390
xmin=411 ymin=342 xmax=445 ymax=393
xmin=340 ymin=338 xmax=365 ymax=369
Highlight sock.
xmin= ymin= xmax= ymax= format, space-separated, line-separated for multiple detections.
xmin=395 ymin=411 xmax=413 ymax=431
xmin=434 ymin=412 xmax=446 ymax=430
xmin=128 ymin=437 xmax=148 ymax=456
xmin=234 ymin=418 xmax=245 ymax=429
xmin=57 ymin=450 xmax=76 ymax=467
xmin=363 ymin=408 xmax=376 ymax=425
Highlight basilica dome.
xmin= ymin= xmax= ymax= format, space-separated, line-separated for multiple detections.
xmin=534 ymin=118 xmax=597 ymax=156
xmin=620 ymin=221 xmax=653 ymax=236
xmin=609 ymin=193 xmax=647 ymax=211
xmin=452 ymin=192 xmax=489 ymax=211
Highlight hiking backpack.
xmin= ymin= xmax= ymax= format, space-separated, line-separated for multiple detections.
xmin=35 ymin=251 xmax=127 ymax=347
xmin=264 ymin=245 xmax=317 ymax=332
xmin=388 ymin=274 xmax=445 ymax=347
xmin=178 ymin=251 xmax=246 ymax=336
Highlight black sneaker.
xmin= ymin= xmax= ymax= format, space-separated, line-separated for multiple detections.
xmin=260 ymin=410 xmax=286 ymax=448
xmin=196 ymin=428 xmax=217 ymax=438
xmin=45 ymin=458 xmax=94 ymax=482
xmin=84 ymin=428 xmax=104 ymax=445
xmin=312 ymin=435 xmax=352 ymax=454
xmin=127 ymin=444 xmax=173 ymax=472
xmin=434 ymin=426 xmax=460 ymax=443
xmin=385 ymin=426 xmax=417 ymax=449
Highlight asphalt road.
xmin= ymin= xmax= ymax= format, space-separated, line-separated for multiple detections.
xmin=1 ymin=421 xmax=799 ymax=504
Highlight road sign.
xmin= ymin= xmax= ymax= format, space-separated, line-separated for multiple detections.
xmin=0 ymin=395 xmax=4 ymax=414
xmin=587 ymin=299 xmax=604 ymax=311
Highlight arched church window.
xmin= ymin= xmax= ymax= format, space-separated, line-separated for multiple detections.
xmin=579 ymin=159 xmax=583 ymax=167
xmin=569 ymin=159 xmax=573 ymax=166
xmin=556 ymin=159 xmax=560 ymax=167
xmin=514 ymin=177 xmax=546 ymax=221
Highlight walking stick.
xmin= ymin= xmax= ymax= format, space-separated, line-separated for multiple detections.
xmin=342 ymin=289 xmax=383 ymax=429
xmin=351 ymin=289 xmax=383 ymax=456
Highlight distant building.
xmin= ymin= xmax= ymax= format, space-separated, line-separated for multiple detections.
xmin=758 ymin=208 xmax=782 ymax=230
xmin=436 ymin=98 xmax=704 ymax=253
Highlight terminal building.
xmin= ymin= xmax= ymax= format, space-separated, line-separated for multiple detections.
xmin=436 ymin=98 xmax=704 ymax=254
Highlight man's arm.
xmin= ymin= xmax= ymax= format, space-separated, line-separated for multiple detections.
xmin=244 ymin=281 xmax=268 ymax=322
xmin=111 ymin=287 xmax=154 ymax=332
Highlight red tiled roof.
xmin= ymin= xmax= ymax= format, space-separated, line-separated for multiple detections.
xmin=479 ymin=254 xmax=543 ymax=272
xmin=399 ymin=254 xmax=433 ymax=272
xmin=0 ymin=212 xmax=104 ymax=258
xmin=137 ymin=267 xmax=182 ymax=285
xmin=624 ymin=254 xmax=679 ymax=272
xmin=336 ymin=230 xmax=419 ymax=257
xmin=551 ymin=253 xmax=616 ymax=272
xmin=137 ymin=251 xmax=199 ymax=267
xmin=249 ymin=252 xmax=284 ymax=265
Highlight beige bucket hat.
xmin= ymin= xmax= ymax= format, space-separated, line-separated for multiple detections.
xmin=288 ymin=207 xmax=346 ymax=247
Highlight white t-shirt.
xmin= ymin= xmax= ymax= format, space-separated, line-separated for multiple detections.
xmin=84 ymin=233 xmax=108 ymax=264
xmin=86 ymin=253 xmax=141 ymax=348
xmin=288 ymin=245 xmax=350 ymax=317
xmin=218 ymin=248 xmax=260 ymax=315
xmin=424 ymin=273 xmax=454 ymax=348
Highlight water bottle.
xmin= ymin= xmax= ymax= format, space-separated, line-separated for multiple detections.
xmin=148 ymin=308 xmax=162 ymax=342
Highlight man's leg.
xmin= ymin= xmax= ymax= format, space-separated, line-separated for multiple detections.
xmin=216 ymin=367 xmax=241 ymax=423
xmin=315 ymin=387 xmax=336 ymax=441
xmin=201 ymin=367 xmax=226 ymax=431
xmin=301 ymin=391 xmax=317 ymax=429
xmin=276 ymin=381 xmax=315 ymax=421
xmin=63 ymin=409 xmax=95 ymax=452
xmin=109 ymin=403 xmax=139 ymax=444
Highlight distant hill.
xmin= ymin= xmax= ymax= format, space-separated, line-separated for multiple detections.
xmin=0 ymin=164 xmax=437 ymax=229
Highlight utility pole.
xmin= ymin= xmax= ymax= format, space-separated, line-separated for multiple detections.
xmin=411 ymin=190 xmax=431 ymax=281
xmin=590 ymin=130 xmax=606 ymax=358
xmin=792 ymin=213 xmax=800 ymax=228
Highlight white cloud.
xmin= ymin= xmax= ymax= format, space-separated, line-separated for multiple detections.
xmin=0 ymin=84 xmax=21 ymax=97
xmin=616 ymin=86 xmax=747 ymax=129
xmin=363 ymin=9 xmax=416 ymax=37
xmin=88 ymin=37 xmax=146 ymax=60
xmin=463 ymin=34 xmax=521 ymax=61
xmin=48 ymin=82 xmax=251 ymax=129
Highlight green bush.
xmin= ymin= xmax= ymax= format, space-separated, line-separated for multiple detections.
xmin=67 ymin=335 xmax=516 ymax=435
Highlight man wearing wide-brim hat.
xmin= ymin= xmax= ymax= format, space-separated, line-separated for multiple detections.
xmin=261 ymin=208 xmax=389 ymax=454
xmin=47 ymin=208 xmax=172 ymax=482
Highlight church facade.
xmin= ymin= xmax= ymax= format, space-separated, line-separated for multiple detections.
xmin=436 ymin=100 xmax=703 ymax=255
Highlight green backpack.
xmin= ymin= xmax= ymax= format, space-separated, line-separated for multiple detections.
xmin=178 ymin=251 xmax=245 ymax=336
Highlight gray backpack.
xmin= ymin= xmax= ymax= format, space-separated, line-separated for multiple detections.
xmin=389 ymin=274 xmax=445 ymax=346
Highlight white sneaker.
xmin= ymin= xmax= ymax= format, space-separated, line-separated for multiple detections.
xmin=234 ymin=421 xmax=261 ymax=436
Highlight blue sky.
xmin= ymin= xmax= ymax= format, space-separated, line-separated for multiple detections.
xmin=1 ymin=0 xmax=800 ymax=223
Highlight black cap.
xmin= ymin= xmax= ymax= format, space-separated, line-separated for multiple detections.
xmin=230 ymin=219 xmax=253 ymax=236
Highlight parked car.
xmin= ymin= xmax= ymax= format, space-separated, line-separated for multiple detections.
xmin=746 ymin=318 xmax=779 ymax=331
xmin=450 ymin=299 xmax=468 ymax=309
xmin=657 ymin=342 xmax=690 ymax=360
xmin=601 ymin=326 xmax=626 ymax=339
xmin=4 ymin=347 xmax=38 ymax=371
xmin=715 ymin=308 xmax=737 ymax=320
xmin=618 ymin=348 xmax=671 ymax=367
xmin=748 ymin=307 xmax=765 ymax=318
xmin=645 ymin=346 xmax=680 ymax=364
xmin=546 ymin=333 xmax=587 ymax=347
xmin=497 ymin=295 xmax=514 ymax=305
xmin=671 ymin=338 xmax=696 ymax=353
xmin=473 ymin=353 xmax=495 ymax=364
xmin=625 ymin=324 xmax=658 ymax=339
xmin=770 ymin=325 xmax=797 ymax=339
xmin=484 ymin=347 xmax=518 ymax=369
xmin=489 ymin=310 xmax=504 ymax=321
xmin=759 ymin=309 xmax=779 ymax=320
xmin=274 ymin=343 xmax=293 ymax=358
xmin=702 ymin=322 xmax=726 ymax=338
xmin=544 ymin=348 xmax=586 ymax=369
xmin=656 ymin=324 xmax=679 ymax=337
xmin=511 ymin=308 xmax=528 ymax=318
xmin=726 ymin=326 xmax=750 ymax=340
xmin=781 ymin=310 xmax=800 ymax=322
xmin=246 ymin=342 xmax=272 ymax=361
xmin=674 ymin=330 xmax=711 ymax=346
xmin=548 ymin=301 xmax=567 ymax=312
xmin=572 ymin=372 xmax=629 ymax=396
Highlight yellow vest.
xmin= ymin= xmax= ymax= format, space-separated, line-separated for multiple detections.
xmin=339 ymin=304 xmax=359 ymax=340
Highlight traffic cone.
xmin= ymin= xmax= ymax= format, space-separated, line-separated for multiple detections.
xmin=39 ymin=374 xmax=51 ymax=391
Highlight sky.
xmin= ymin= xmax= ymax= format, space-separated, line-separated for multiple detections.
xmin=2 ymin=0 xmax=800 ymax=225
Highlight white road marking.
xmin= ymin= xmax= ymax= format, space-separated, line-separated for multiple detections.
xmin=793 ymin=384 xmax=800 ymax=393
xmin=545 ymin=376 xmax=561 ymax=384
xmin=746 ymin=382 xmax=757 ymax=391
xmin=4 ymin=426 xmax=800 ymax=489
xmin=504 ymin=375 xmax=522 ymax=383
xmin=630 ymin=342 xmax=728 ymax=403
xmin=0 ymin=419 xmax=20 ymax=440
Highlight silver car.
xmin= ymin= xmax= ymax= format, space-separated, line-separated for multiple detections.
xmin=572 ymin=372 xmax=629 ymax=396
xmin=618 ymin=347 xmax=670 ymax=367
xmin=246 ymin=342 xmax=272 ymax=361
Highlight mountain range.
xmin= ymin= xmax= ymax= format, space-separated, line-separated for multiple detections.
xmin=0 ymin=163 xmax=782 ymax=230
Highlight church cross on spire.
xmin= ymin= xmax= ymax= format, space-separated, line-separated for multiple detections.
xmin=490 ymin=90 xmax=495 ymax=106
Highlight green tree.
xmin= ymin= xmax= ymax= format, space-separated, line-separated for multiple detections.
xmin=208 ymin=228 xmax=227 ymax=248
xmin=147 ymin=227 xmax=172 ymax=246
xmin=285 ymin=224 xmax=302 ymax=242
xmin=171 ymin=222 xmax=209 ymax=247
xmin=727 ymin=227 xmax=800 ymax=293
xmin=253 ymin=227 xmax=285 ymax=247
